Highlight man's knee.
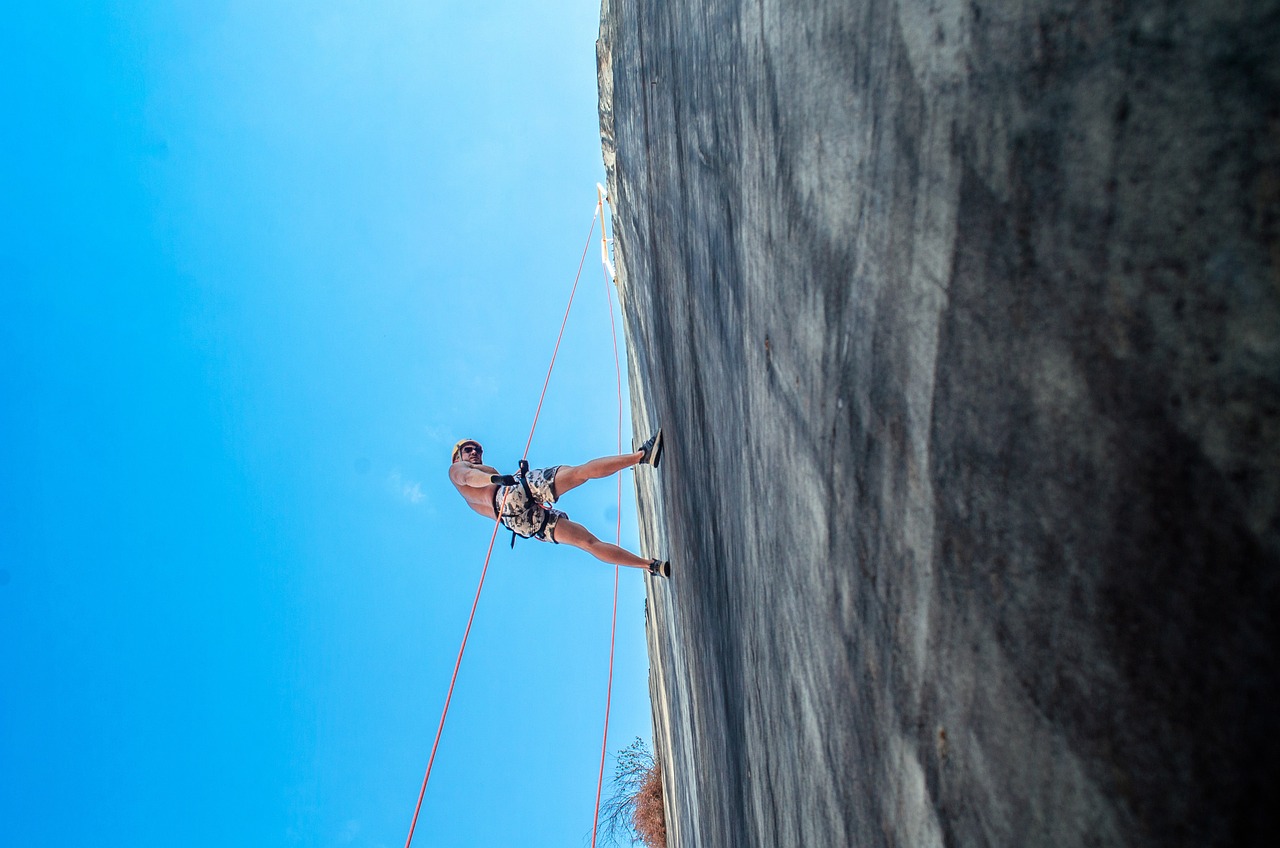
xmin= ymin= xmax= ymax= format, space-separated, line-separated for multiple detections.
xmin=555 ymin=518 xmax=592 ymax=548
xmin=556 ymin=464 xmax=585 ymax=492
xmin=572 ymin=528 xmax=600 ymax=549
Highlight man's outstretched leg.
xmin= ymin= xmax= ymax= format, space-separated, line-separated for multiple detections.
xmin=553 ymin=451 xmax=642 ymax=498
xmin=552 ymin=430 xmax=663 ymax=498
xmin=554 ymin=518 xmax=654 ymax=571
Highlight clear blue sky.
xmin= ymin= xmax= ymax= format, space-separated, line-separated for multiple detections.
xmin=1 ymin=3 xmax=655 ymax=846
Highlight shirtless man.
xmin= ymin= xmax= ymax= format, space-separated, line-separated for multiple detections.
xmin=448 ymin=433 xmax=671 ymax=578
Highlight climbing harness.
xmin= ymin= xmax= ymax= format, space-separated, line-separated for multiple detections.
xmin=506 ymin=458 xmax=553 ymax=547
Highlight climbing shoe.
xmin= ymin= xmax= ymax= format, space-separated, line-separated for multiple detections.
xmin=638 ymin=428 xmax=664 ymax=468
xmin=648 ymin=559 xmax=671 ymax=579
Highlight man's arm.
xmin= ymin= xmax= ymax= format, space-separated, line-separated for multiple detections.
xmin=449 ymin=461 xmax=505 ymax=488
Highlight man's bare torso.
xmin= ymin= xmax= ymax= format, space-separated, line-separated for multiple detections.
xmin=450 ymin=461 xmax=500 ymax=518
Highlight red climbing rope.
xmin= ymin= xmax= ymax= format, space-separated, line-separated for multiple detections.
xmin=401 ymin=506 xmax=506 ymax=848
xmin=403 ymin=204 xmax=601 ymax=848
xmin=520 ymin=211 xmax=599 ymax=462
xmin=590 ymin=198 xmax=625 ymax=848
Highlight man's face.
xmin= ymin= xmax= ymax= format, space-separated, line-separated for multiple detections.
xmin=458 ymin=443 xmax=483 ymax=462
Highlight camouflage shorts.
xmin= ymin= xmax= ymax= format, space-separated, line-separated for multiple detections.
xmin=494 ymin=465 xmax=568 ymax=542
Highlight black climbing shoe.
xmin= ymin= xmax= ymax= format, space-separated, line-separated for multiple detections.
xmin=648 ymin=559 xmax=671 ymax=579
xmin=638 ymin=428 xmax=663 ymax=468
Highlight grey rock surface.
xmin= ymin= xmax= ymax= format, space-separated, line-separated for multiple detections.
xmin=598 ymin=0 xmax=1280 ymax=846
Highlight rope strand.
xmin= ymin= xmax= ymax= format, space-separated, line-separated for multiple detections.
xmin=403 ymin=202 xmax=603 ymax=848
xmin=402 ymin=503 xmax=506 ymax=848
xmin=521 ymin=207 xmax=600 ymax=461
xmin=590 ymin=198 xmax=625 ymax=847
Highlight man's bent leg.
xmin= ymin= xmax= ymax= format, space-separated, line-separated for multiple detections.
xmin=553 ymin=519 xmax=650 ymax=570
xmin=553 ymin=450 xmax=644 ymax=497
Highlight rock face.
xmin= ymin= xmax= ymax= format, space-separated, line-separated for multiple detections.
xmin=598 ymin=1 xmax=1279 ymax=846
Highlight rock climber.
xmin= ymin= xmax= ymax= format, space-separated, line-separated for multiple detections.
xmin=448 ymin=432 xmax=671 ymax=578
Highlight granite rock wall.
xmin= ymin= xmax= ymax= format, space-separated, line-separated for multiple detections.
xmin=599 ymin=1 xmax=1280 ymax=845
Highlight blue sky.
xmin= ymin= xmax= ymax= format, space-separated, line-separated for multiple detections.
xmin=1 ymin=2 xmax=655 ymax=846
